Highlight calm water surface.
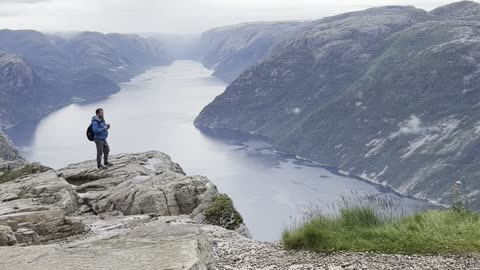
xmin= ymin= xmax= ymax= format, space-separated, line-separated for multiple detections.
xmin=7 ymin=60 xmax=423 ymax=241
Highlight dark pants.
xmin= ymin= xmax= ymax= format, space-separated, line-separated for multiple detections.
xmin=94 ymin=139 xmax=110 ymax=167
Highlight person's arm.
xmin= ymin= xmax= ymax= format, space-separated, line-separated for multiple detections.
xmin=92 ymin=120 xmax=106 ymax=133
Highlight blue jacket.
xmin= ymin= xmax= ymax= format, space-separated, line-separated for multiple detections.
xmin=92 ymin=116 xmax=108 ymax=140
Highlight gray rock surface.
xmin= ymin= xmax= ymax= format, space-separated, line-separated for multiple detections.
xmin=0 ymin=131 xmax=20 ymax=161
xmin=0 ymin=151 xmax=251 ymax=268
xmin=0 ymin=151 xmax=246 ymax=247
xmin=0 ymin=169 xmax=86 ymax=245
xmin=195 ymin=2 xmax=480 ymax=209
xmin=0 ymin=216 xmax=215 ymax=270
xmin=0 ymin=225 xmax=16 ymax=246
xmin=57 ymin=151 xmax=221 ymax=223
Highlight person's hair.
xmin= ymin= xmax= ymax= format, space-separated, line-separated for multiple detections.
xmin=95 ymin=108 xmax=103 ymax=115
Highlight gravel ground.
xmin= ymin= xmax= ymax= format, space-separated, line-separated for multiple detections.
xmin=204 ymin=225 xmax=480 ymax=270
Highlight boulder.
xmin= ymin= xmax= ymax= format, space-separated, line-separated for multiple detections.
xmin=58 ymin=151 xmax=220 ymax=222
xmin=0 ymin=225 xmax=16 ymax=246
xmin=0 ymin=170 xmax=86 ymax=244
xmin=0 ymin=170 xmax=79 ymax=213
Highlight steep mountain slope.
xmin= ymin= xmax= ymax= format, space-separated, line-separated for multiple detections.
xmin=430 ymin=0 xmax=480 ymax=17
xmin=0 ymin=131 xmax=19 ymax=161
xmin=196 ymin=22 xmax=304 ymax=82
xmin=195 ymin=3 xmax=480 ymax=209
xmin=0 ymin=53 xmax=35 ymax=128
xmin=57 ymin=32 xmax=172 ymax=82
xmin=0 ymin=30 xmax=171 ymax=129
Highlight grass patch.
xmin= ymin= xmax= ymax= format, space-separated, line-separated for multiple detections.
xmin=0 ymin=164 xmax=49 ymax=184
xmin=282 ymin=208 xmax=480 ymax=254
xmin=205 ymin=194 xmax=243 ymax=230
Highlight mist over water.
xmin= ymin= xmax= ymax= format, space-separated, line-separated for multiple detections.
xmin=7 ymin=60 xmax=423 ymax=241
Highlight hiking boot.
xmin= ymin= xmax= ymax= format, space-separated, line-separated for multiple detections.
xmin=98 ymin=165 xmax=107 ymax=170
xmin=104 ymin=162 xmax=113 ymax=167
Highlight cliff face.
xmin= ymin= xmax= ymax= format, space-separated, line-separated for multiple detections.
xmin=195 ymin=3 xmax=480 ymax=209
xmin=0 ymin=151 xmax=246 ymax=246
xmin=0 ymin=132 xmax=20 ymax=161
xmin=196 ymin=22 xmax=304 ymax=82
xmin=0 ymin=151 xmax=249 ymax=269
xmin=56 ymin=32 xmax=172 ymax=82
xmin=0 ymin=53 xmax=34 ymax=129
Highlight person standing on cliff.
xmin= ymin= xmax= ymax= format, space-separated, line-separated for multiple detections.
xmin=92 ymin=108 xmax=112 ymax=169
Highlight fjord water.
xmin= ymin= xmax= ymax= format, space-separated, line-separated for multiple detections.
xmin=7 ymin=60 xmax=422 ymax=241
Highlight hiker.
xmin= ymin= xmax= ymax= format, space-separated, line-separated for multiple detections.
xmin=91 ymin=108 xmax=112 ymax=169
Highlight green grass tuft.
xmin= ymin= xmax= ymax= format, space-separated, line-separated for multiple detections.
xmin=0 ymin=164 xmax=48 ymax=184
xmin=282 ymin=208 xmax=480 ymax=254
xmin=205 ymin=194 xmax=243 ymax=230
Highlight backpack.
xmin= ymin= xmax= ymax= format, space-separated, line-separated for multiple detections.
xmin=86 ymin=119 xmax=100 ymax=141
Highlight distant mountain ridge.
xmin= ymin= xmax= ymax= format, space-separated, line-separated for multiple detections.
xmin=430 ymin=0 xmax=480 ymax=17
xmin=195 ymin=1 xmax=480 ymax=209
xmin=0 ymin=29 xmax=172 ymax=130
xmin=195 ymin=21 xmax=305 ymax=82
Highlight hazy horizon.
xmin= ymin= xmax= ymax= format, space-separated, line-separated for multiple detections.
xmin=0 ymin=0 xmax=475 ymax=35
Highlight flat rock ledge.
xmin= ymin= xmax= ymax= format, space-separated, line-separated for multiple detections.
xmin=1 ymin=216 xmax=215 ymax=270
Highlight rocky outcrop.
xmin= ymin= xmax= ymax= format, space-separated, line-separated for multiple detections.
xmin=0 ymin=167 xmax=85 ymax=244
xmin=57 ymin=151 xmax=223 ymax=224
xmin=0 ymin=151 xmax=245 ymax=247
xmin=0 ymin=132 xmax=20 ymax=161
xmin=0 ymin=225 xmax=16 ymax=246
xmin=195 ymin=2 xmax=480 ymax=209
xmin=196 ymin=22 xmax=304 ymax=82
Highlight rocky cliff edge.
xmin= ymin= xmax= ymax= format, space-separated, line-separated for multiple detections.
xmin=0 ymin=151 xmax=248 ymax=269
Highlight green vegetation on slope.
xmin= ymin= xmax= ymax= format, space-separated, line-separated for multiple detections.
xmin=282 ymin=208 xmax=480 ymax=254
xmin=0 ymin=164 xmax=48 ymax=184
xmin=205 ymin=194 xmax=243 ymax=230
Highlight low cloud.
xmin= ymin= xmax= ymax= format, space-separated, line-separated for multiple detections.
xmin=390 ymin=115 xmax=440 ymax=138
xmin=0 ymin=0 xmax=472 ymax=33
xmin=0 ymin=0 xmax=49 ymax=3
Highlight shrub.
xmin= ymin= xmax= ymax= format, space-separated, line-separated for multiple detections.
xmin=205 ymin=194 xmax=243 ymax=230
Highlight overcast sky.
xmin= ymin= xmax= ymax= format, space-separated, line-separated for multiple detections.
xmin=0 ymin=0 xmax=473 ymax=34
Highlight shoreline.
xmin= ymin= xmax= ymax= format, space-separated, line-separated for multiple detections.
xmin=195 ymin=125 xmax=442 ymax=210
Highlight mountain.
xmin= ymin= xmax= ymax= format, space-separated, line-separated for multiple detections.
xmin=195 ymin=2 xmax=480 ymax=209
xmin=144 ymin=33 xmax=200 ymax=60
xmin=0 ymin=131 xmax=19 ymax=161
xmin=57 ymin=32 xmax=172 ymax=82
xmin=0 ymin=30 xmax=172 ymax=129
xmin=430 ymin=0 xmax=480 ymax=17
xmin=196 ymin=22 xmax=305 ymax=82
